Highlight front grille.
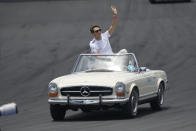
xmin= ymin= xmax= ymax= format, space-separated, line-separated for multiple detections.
xmin=60 ymin=86 xmax=113 ymax=97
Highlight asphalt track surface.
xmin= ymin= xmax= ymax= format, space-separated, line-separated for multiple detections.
xmin=0 ymin=0 xmax=196 ymax=130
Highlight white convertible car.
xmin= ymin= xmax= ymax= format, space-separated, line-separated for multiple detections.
xmin=48 ymin=53 xmax=168 ymax=120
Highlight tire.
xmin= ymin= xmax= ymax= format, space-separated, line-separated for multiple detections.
xmin=50 ymin=104 xmax=66 ymax=121
xmin=150 ymin=84 xmax=164 ymax=110
xmin=123 ymin=89 xmax=139 ymax=117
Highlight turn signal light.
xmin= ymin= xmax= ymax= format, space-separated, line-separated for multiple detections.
xmin=116 ymin=92 xmax=125 ymax=97
xmin=48 ymin=92 xmax=58 ymax=97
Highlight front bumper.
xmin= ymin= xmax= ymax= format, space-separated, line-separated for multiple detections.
xmin=48 ymin=98 xmax=129 ymax=105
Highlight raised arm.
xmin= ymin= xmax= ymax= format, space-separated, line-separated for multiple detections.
xmin=108 ymin=6 xmax=118 ymax=36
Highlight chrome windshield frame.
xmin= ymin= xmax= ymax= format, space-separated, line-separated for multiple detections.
xmin=71 ymin=53 xmax=140 ymax=73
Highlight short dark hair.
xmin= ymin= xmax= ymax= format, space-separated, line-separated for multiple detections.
xmin=90 ymin=25 xmax=101 ymax=33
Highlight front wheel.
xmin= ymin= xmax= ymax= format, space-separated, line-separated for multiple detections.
xmin=150 ymin=84 xmax=164 ymax=110
xmin=50 ymin=104 xmax=66 ymax=121
xmin=123 ymin=89 xmax=139 ymax=117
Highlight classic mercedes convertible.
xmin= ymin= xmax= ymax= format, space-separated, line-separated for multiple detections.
xmin=48 ymin=53 xmax=168 ymax=120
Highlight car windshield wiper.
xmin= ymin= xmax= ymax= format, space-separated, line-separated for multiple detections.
xmin=85 ymin=69 xmax=115 ymax=72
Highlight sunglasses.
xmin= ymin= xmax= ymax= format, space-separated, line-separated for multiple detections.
xmin=93 ymin=29 xmax=102 ymax=33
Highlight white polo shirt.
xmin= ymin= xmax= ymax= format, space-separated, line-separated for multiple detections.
xmin=89 ymin=31 xmax=113 ymax=54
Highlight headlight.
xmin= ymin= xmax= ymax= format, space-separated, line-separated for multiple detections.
xmin=115 ymin=82 xmax=126 ymax=97
xmin=48 ymin=83 xmax=58 ymax=97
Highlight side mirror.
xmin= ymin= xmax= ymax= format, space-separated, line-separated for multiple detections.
xmin=140 ymin=67 xmax=150 ymax=72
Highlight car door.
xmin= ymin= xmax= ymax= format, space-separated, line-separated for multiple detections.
xmin=127 ymin=54 xmax=156 ymax=98
xmin=135 ymin=72 xmax=150 ymax=97
xmin=127 ymin=54 xmax=150 ymax=97
xmin=141 ymin=71 xmax=156 ymax=94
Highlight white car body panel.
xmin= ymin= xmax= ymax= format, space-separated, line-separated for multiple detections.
xmin=48 ymin=53 xmax=168 ymax=106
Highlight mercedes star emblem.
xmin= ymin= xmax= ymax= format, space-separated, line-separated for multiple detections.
xmin=80 ymin=86 xmax=90 ymax=97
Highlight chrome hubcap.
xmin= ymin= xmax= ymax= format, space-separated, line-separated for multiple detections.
xmin=159 ymin=88 xmax=164 ymax=105
xmin=131 ymin=93 xmax=138 ymax=113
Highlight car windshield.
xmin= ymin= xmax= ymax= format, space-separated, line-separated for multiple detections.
xmin=73 ymin=54 xmax=138 ymax=72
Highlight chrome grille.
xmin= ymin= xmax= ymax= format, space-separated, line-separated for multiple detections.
xmin=60 ymin=86 xmax=113 ymax=97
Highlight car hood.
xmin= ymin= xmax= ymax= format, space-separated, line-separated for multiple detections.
xmin=51 ymin=72 xmax=137 ymax=88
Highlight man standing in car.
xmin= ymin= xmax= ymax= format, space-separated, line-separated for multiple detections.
xmin=89 ymin=6 xmax=117 ymax=54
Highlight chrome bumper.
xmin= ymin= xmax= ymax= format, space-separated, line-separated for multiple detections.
xmin=48 ymin=98 xmax=129 ymax=105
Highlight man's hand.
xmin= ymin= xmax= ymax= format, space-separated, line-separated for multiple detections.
xmin=108 ymin=5 xmax=117 ymax=36
xmin=111 ymin=5 xmax=117 ymax=15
